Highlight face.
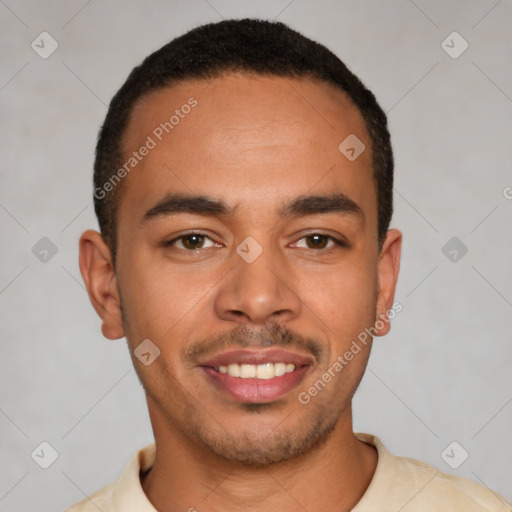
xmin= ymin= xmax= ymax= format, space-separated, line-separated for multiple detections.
xmin=81 ymin=73 xmax=401 ymax=465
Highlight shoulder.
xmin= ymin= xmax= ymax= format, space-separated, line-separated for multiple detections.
xmin=64 ymin=443 xmax=157 ymax=512
xmin=394 ymin=454 xmax=511 ymax=511
xmin=354 ymin=433 xmax=511 ymax=512
xmin=64 ymin=482 xmax=116 ymax=511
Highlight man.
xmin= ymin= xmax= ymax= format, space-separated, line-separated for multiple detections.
xmin=69 ymin=18 xmax=511 ymax=512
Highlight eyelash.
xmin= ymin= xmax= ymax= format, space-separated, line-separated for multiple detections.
xmin=164 ymin=231 xmax=347 ymax=252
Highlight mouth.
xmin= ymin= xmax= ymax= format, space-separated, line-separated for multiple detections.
xmin=216 ymin=361 xmax=297 ymax=379
xmin=198 ymin=349 xmax=313 ymax=404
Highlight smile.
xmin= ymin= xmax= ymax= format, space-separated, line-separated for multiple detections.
xmin=199 ymin=349 xmax=313 ymax=403
xmin=216 ymin=362 xmax=296 ymax=379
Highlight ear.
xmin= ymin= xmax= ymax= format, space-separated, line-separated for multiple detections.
xmin=78 ymin=229 xmax=125 ymax=340
xmin=374 ymin=228 xmax=402 ymax=337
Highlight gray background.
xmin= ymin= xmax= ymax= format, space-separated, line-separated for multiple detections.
xmin=1 ymin=0 xmax=511 ymax=510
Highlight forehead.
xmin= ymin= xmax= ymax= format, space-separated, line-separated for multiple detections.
xmin=117 ymin=72 xmax=375 ymax=228
xmin=125 ymin=72 xmax=368 ymax=154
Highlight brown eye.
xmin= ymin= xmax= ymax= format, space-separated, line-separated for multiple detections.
xmin=166 ymin=233 xmax=216 ymax=250
xmin=305 ymin=234 xmax=330 ymax=249
xmin=181 ymin=234 xmax=206 ymax=249
xmin=295 ymin=233 xmax=343 ymax=250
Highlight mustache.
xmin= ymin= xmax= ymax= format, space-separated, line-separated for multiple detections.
xmin=183 ymin=322 xmax=325 ymax=364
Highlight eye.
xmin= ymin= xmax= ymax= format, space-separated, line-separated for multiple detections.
xmin=165 ymin=232 xmax=218 ymax=250
xmin=164 ymin=232 xmax=346 ymax=252
xmin=294 ymin=233 xmax=346 ymax=250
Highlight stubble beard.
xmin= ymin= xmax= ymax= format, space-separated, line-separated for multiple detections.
xmin=120 ymin=294 xmax=372 ymax=467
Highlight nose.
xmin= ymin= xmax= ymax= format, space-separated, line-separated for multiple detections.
xmin=213 ymin=242 xmax=302 ymax=325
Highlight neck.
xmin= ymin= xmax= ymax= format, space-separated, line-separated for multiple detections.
xmin=141 ymin=400 xmax=378 ymax=512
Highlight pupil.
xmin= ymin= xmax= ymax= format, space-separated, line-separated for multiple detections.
xmin=185 ymin=234 xmax=203 ymax=249
xmin=309 ymin=235 xmax=326 ymax=249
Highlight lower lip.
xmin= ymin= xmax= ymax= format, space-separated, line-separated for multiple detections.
xmin=202 ymin=366 xmax=310 ymax=403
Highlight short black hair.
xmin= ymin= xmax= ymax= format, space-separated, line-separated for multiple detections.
xmin=93 ymin=18 xmax=393 ymax=266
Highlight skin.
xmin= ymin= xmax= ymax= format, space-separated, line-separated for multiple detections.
xmin=79 ymin=73 xmax=402 ymax=511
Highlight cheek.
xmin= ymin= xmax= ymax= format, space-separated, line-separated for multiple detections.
xmin=297 ymin=257 xmax=377 ymax=331
xmin=118 ymin=252 xmax=206 ymax=342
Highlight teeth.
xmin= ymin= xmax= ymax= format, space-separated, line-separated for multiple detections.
xmin=274 ymin=362 xmax=286 ymax=377
xmin=256 ymin=363 xmax=274 ymax=380
xmin=216 ymin=362 xmax=296 ymax=379
xmin=240 ymin=364 xmax=256 ymax=378
xmin=227 ymin=363 xmax=240 ymax=377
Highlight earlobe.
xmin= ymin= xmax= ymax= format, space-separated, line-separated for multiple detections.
xmin=374 ymin=229 xmax=402 ymax=337
xmin=78 ymin=230 xmax=125 ymax=340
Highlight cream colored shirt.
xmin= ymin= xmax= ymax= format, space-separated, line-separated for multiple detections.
xmin=66 ymin=433 xmax=511 ymax=511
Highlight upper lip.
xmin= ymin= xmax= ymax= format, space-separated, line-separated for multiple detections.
xmin=198 ymin=349 xmax=313 ymax=368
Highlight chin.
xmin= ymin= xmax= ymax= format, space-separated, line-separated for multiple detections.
xmin=190 ymin=412 xmax=338 ymax=467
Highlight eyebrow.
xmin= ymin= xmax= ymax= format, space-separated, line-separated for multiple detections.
xmin=141 ymin=192 xmax=364 ymax=223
